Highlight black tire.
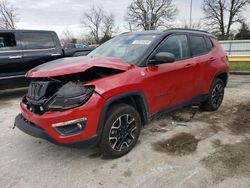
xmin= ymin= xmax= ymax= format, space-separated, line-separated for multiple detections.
xmin=99 ymin=103 xmax=141 ymax=158
xmin=200 ymin=79 xmax=225 ymax=111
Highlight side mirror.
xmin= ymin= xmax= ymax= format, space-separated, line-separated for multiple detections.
xmin=148 ymin=52 xmax=175 ymax=65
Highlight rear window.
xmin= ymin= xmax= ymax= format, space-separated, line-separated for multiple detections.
xmin=21 ymin=32 xmax=55 ymax=50
xmin=205 ymin=36 xmax=214 ymax=51
xmin=0 ymin=33 xmax=17 ymax=51
xmin=190 ymin=35 xmax=207 ymax=56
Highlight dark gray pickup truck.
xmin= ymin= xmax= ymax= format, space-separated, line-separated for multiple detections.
xmin=0 ymin=30 xmax=94 ymax=89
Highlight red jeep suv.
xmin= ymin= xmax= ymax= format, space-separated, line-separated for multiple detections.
xmin=15 ymin=29 xmax=229 ymax=158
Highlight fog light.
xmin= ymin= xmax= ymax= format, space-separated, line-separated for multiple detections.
xmin=52 ymin=118 xmax=87 ymax=136
xmin=52 ymin=118 xmax=87 ymax=127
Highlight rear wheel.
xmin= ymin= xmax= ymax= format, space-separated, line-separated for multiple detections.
xmin=200 ymin=79 xmax=225 ymax=111
xmin=99 ymin=104 xmax=141 ymax=158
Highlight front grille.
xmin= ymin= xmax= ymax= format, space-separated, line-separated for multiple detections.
xmin=27 ymin=81 xmax=50 ymax=101
xmin=25 ymin=81 xmax=63 ymax=115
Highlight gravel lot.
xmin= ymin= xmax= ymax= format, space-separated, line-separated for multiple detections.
xmin=1 ymin=75 xmax=250 ymax=188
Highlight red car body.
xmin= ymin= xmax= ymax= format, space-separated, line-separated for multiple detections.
xmin=15 ymin=29 xmax=229 ymax=148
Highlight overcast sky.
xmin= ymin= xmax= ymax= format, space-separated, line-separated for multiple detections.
xmin=9 ymin=0 xmax=250 ymax=38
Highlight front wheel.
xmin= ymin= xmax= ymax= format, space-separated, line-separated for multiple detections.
xmin=99 ymin=104 xmax=141 ymax=158
xmin=200 ymin=79 xmax=225 ymax=111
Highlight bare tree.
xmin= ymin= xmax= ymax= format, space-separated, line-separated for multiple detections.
xmin=182 ymin=20 xmax=205 ymax=30
xmin=99 ymin=13 xmax=119 ymax=43
xmin=60 ymin=28 xmax=76 ymax=45
xmin=82 ymin=33 xmax=95 ymax=45
xmin=102 ymin=13 xmax=116 ymax=38
xmin=123 ymin=21 xmax=143 ymax=32
xmin=0 ymin=0 xmax=18 ymax=29
xmin=81 ymin=5 xmax=104 ymax=43
xmin=126 ymin=0 xmax=178 ymax=31
xmin=202 ymin=0 xmax=250 ymax=39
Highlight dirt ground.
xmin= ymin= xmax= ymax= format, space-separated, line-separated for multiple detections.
xmin=0 ymin=75 xmax=250 ymax=188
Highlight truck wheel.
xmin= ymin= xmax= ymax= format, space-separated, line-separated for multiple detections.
xmin=200 ymin=79 xmax=225 ymax=111
xmin=99 ymin=104 xmax=141 ymax=158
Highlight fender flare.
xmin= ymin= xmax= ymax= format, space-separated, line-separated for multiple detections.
xmin=96 ymin=90 xmax=149 ymax=140
xmin=210 ymin=70 xmax=229 ymax=90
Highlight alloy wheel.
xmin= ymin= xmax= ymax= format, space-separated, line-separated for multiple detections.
xmin=211 ymin=83 xmax=224 ymax=108
xmin=109 ymin=114 xmax=137 ymax=152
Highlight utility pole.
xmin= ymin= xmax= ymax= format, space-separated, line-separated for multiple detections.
xmin=189 ymin=0 xmax=193 ymax=28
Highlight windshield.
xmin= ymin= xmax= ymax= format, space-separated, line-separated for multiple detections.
xmin=87 ymin=34 xmax=160 ymax=64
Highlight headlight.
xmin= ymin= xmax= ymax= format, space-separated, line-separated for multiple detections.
xmin=45 ymin=82 xmax=94 ymax=110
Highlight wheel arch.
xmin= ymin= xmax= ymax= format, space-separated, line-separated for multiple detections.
xmin=208 ymin=71 xmax=229 ymax=92
xmin=96 ymin=90 xmax=149 ymax=140
xmin=215 ymin=71 xmax=229 ymax=87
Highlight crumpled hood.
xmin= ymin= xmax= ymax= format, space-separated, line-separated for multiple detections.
xmin=26 ymin=56 xmax=131 ymax=78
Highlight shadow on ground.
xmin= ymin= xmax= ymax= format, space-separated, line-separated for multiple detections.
xmin=0 ymin=88 xmax=27 ymax=100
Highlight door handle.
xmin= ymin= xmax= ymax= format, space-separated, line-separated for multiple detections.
xmin=209 ymin=57 xmax=216 ymax=61
xmin=184 ymin=64 xmax=194 ymax=68
xmin=9 ymin=55 xmax=22 ymax=59
xmin=51 ymin=53 xmax=61 ymax=56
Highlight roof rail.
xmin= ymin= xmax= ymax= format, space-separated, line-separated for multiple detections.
xmin=165 ymin=28 xmax=209 ymax=34
xmin=120 ymin=32 xmax=131 ymax=35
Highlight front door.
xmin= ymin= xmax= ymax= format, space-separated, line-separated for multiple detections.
xmin=145 ymin=34 xmax=197 ymax=113
xmin=20 ymin=32 xmax=62 ymax=72
xmin=0 ymin=32 xmax=24 ymax=78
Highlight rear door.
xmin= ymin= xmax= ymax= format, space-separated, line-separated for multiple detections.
xmin=189 ymin=35 xmax=214 ymax=95
xmin=0 ymin=31 xmax=25 ymax=78
xmin=20 ymin=32 xmax=63 ymax=72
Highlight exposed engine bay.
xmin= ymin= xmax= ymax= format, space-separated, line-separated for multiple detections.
xmin=24 ymin=67 xmax=124 ymax=115
xmin=24 ymin=81 xmax=94 ymax=115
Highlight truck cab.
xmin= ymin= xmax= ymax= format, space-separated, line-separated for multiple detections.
xmin=0 ymin=30 xmax=63 ymax=88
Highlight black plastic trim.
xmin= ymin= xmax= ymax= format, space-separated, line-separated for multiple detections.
xmin=95 ymin=91 xmax=210 ymax=141
xmin=146 ymin=33 xmax=192 ymax=65
xmin=213 ymin=71 xmax=229 ymax=87
xmin=150 ymin=94 xmax=208 ymax=120
xmin=14 ymin=114 xmax=99 ymax=148
xmin=96 ymin=90 xmax=149 ymax=142
xmin=136 ymin=29 xmax=217 ymax=67
xmin=15 ymin=114 xmax=54 ymax=142
xmin=54 ymin=120 xmax=86 ymax=136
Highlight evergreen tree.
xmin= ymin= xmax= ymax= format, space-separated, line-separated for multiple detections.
xmin=235 ymin=22 xmax=250 ymax=40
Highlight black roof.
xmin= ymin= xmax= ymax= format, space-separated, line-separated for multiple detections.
xmin=121 ymin=30 xmax=163 ymax=35
xmin=121 ymin=28 xmax=216 ymax=38
xmin=166 ymin=28 xmax=215 ymax=38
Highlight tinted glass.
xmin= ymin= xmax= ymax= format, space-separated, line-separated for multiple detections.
xmin=0 ymin=33 xmax=17 ymax=51
xmin=205 ymin=36 xmax=213 ymax=51
xmin=75 ymin=44 xmax=86 ymax=48
xmin=190 ymin=35 xmax=207 ymax=56
xmin=88 ymin=34 xmax=160 ymax=64
xmin=156 ymin=35 xmax=190 ymax=60
xmin=21 ymin=32 xmax=55 ymax=50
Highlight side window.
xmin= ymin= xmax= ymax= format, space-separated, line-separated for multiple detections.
xmin=156 ymin=35 xmax=190 ymax=60
xmin=190 ymin=35 xmax=207 ymax=56
xmin=205 ymin=36 xmax=214 ymax=51
xmin=0 ymin=33 xmax=17 ymax=51
xmin=21 ymin=32 xmax=55 ymax=50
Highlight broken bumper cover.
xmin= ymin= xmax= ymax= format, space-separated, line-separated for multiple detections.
xmin=15 ymin=92 xmax=105 ymax=147
xmin=14 ymin=114 xmax=99 ymax=147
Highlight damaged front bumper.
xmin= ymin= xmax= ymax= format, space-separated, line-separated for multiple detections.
xmin=14 ymin=114 xmax=99 ymax=147
xmin=15 ymin=92 xmax=106 ymax=146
